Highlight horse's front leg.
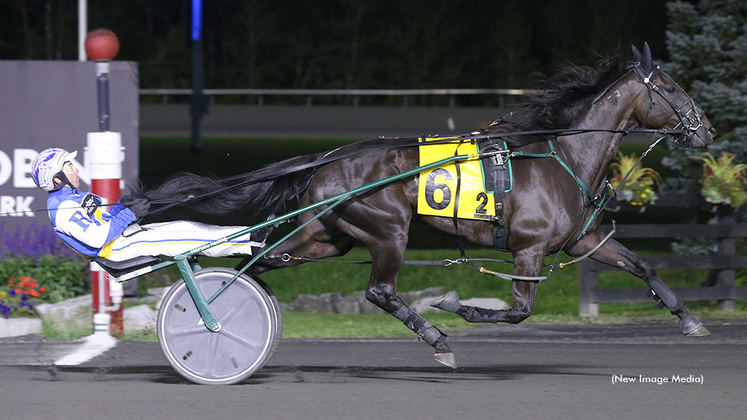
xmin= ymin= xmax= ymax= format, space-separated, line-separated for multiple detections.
xmin=432 ymin=246 xmax=544 ymax=324
xmin=567 ymin=230 xmax=710 ymax=336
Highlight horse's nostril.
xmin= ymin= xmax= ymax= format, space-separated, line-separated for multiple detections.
xmin=708 ymin=127 xmax=717 ymax=138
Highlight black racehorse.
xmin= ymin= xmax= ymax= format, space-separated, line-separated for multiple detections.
xmin=131 ymin=44 xmax=716 ymax=368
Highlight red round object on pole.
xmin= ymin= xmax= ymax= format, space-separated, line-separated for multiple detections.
xmin=85 ymin=28 xmax=120 ymax=61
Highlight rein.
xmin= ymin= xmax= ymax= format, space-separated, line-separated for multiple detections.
xmin=10 ymin=127 xmax=685 ymax=218
xmin=145 ymin=126 xmax=686 ymax=215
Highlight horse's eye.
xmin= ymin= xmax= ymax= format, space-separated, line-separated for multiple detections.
xmin=667 ymin=86 xmax=676 ymax=93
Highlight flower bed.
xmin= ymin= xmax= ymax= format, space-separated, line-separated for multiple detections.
xmin=0 ymin=276 xmax=45 ymax=319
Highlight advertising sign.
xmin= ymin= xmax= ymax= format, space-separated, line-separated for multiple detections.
xmin=0 ymin=61 xmax=139 ymax=234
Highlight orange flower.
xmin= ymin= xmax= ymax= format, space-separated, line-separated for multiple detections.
xmin=40 ymin=287 xmax=47 ymax=293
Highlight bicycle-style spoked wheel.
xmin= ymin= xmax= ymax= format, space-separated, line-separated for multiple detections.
xmin=157 ymin=268 xmax=277 ymax=385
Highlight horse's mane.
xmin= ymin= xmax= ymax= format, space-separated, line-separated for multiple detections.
xmin=483 ymin=53 xmax=630 ymax=147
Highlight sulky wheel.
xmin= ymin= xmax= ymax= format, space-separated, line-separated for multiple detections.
xmin=251 ymin=276 xmax=283 ymax=367
xmin=157 ymin=268 xmax=278 ymax=385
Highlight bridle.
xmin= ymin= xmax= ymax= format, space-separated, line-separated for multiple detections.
xmin=630 ymin=62 xmax=705 ymax=148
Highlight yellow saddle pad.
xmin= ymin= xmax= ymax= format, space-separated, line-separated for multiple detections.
xmin=417 ymin=137 xmax=496 ymax=221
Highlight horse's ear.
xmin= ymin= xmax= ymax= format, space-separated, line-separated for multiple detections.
xmin=631 ymin=44 xmax=642 ymax=63
xmin=631 ymin=43 xmax=655 ymax=73
xmin=642 ymin=42 xmax=654 ymax=67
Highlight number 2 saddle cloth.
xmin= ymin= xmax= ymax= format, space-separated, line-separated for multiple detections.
xmin=417 ymin=136 xmax=513 ymax=249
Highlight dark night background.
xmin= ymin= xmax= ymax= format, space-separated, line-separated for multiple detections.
xmin=0 ymin=0 xmax=678 ymax=92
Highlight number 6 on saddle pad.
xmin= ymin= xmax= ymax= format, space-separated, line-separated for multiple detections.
xmin=417 ymin=136 xmax=512 ymax=222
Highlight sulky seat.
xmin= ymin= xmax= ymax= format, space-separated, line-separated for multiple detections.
xmin=92 ymin=255 xmax=164 ymax=279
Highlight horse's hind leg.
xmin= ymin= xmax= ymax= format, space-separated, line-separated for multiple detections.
xmin=567 ymin=231 xmax=709 ymax=336
xmin=242 ymin=219 xmax=357 ymax=275
xmin=432 ymin=247 xmax=543 ymax=325
xmin=431 ymin=290 xmax=503 ymax=323
xmin=362 ymin=235 xmax=455 ymax=368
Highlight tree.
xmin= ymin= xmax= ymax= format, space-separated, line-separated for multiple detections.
xmin=662 ymin=0 xmax=747 ymax=193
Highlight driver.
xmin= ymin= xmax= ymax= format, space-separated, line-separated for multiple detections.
xmin=31 ymin=148 xmax=266 ymax=262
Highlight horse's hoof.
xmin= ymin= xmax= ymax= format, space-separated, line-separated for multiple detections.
xmin=430 ymin=290 xmax=461 ymax=313
xmin=434 ymin=352 xmax=457 ymax=369
xmin=681 ymin=314 xmax=710 ymax=337
xmin=685 ymin=325 xmax=710 ymax=337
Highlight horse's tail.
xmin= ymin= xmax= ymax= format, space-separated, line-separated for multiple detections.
xmin=125 ymin=152 xmax=326 ymax=221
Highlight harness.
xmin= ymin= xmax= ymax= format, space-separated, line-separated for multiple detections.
xmin=477 ymin=137 xmax=512 ymax=250
xmin=448 ymin=134 xmax=609 ymax=252
xmin=414 ymin=132 xmax=607 ymax=252
xmin=507 ymin=139 xmax=606 ymax=241
xmin=629 ymin=62 xmax=706 ymax=147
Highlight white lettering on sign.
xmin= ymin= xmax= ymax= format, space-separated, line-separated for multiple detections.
xmin=0 ymin=150 xmax=11 ymax=186
xmin=0 ymin=148 xmax=88 ymax=188
xmin=0 ymin=196 xmax=34 ymax=217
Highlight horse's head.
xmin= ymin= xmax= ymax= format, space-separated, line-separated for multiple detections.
xmin=630 ymin=43 xmax=716 ymax=149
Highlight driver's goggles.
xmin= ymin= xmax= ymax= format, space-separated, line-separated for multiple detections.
xmin=62 ymin=161 xmax=75 ymax=173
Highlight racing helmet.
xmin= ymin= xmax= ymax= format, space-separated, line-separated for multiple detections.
xmin=31 ymin=148 xmax=78 ymax=192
